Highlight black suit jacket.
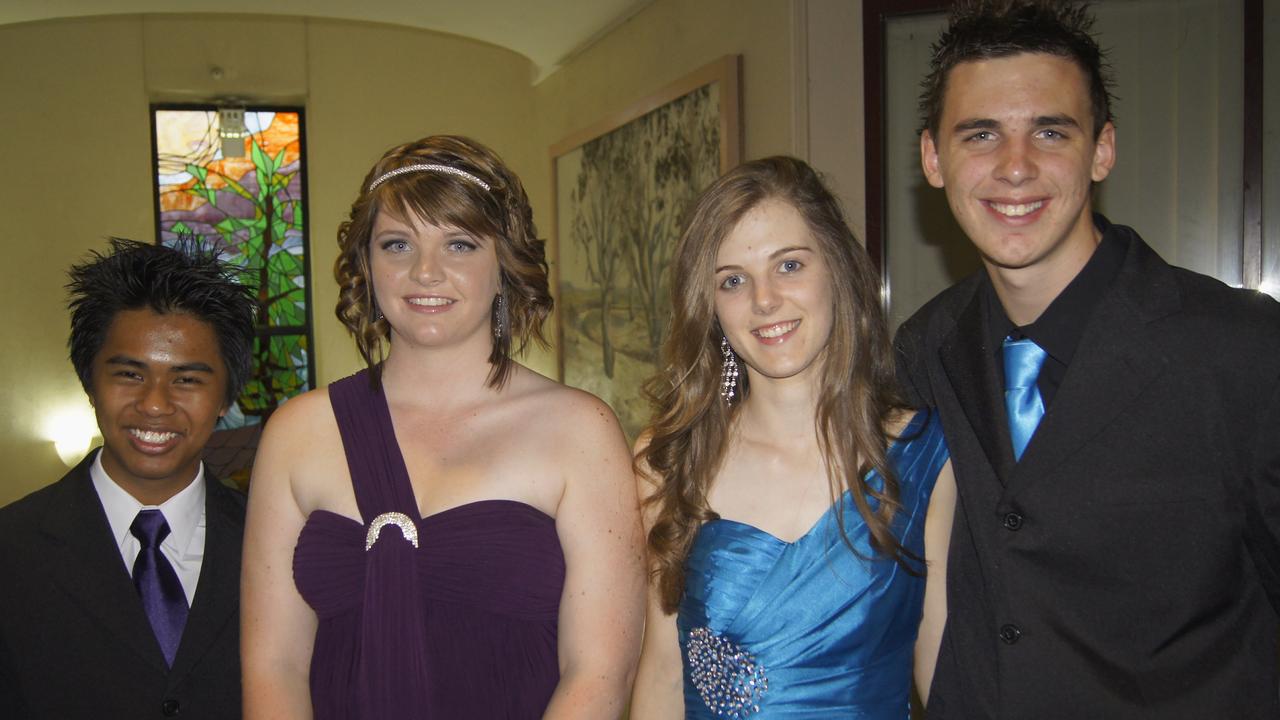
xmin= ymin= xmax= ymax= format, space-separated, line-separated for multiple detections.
xmin=895 ymin=223 xmax=1280 ymax=719
xmin=0 ymin=452 xmax=245 ymax=719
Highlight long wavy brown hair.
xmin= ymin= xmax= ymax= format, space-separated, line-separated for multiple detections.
xmin=334 ymin=135 xmax=552 ymax=388
xmin=639 ymin=156 xmax=914 ymax=613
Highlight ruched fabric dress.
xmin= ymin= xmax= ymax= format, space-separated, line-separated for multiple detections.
xmin=293 ymin=370 xmax=565 ymax=719
xmin=678 ymin=410 xmax=948 ymax=719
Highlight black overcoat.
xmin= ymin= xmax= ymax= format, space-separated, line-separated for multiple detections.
xmin=895 ymin=222 xmax=1280 ymax=719
xmin=0 ymin=453 xmax=245 ymax=719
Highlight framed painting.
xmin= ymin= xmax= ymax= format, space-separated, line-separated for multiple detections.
xmin=551 ymin=55 xmax=742 ymax=439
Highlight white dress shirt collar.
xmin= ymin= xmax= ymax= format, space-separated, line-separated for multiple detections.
xmin=89 ymin=449 xmax=207 ymax=605
xmin=90 ymin=449 xmax=206 ymax=553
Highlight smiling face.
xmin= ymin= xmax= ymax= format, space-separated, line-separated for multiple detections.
xmin=714 ymin=199 xmax=834 ymax=388
xmin=921 ymin=52 xmax=1116 ymax=290
xmin=369 ymin=208 xmax=501 ymax=354
xmin=91 ymin=309 xmax=228 ymax=505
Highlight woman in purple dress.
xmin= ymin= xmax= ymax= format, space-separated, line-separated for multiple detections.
xmin=242 ymin=135 xmax=645 ymax=719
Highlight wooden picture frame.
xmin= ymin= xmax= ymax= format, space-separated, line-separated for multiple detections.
xmin=550 ymin=55 xmax=743 ymax=439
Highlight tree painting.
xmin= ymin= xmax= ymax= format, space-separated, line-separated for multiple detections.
xmin=571 ymin=134 xmax=631 ymax=378
xmin=620 ymin=93 xmax=722 ymax=352
xmin=557 ymin=75 xmax=728 ymax=439
xmin=154 ymin=108 xmax=310 ymax=430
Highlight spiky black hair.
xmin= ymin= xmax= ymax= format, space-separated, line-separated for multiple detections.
xmin=66 ymin=238 xmax=257 ymax=406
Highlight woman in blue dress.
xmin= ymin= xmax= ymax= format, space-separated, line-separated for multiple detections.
xmin=631 ymin=157 xmax=955 ymax=719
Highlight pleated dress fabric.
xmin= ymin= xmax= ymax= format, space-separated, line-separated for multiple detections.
xmin=678 ymin=410 xmax=949 ymax=719
xmin=292 ymin=370 xmax=565 ymax=719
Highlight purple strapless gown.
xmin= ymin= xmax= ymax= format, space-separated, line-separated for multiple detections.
xmin=293 ymin=370 xmax=565 ymax=719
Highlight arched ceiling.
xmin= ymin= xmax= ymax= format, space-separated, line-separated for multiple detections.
xmin=0 ymin=0 xmax=653 ymax=82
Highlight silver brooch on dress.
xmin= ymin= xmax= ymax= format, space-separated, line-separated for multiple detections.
xmin=365 ymin=511 xmax=420 ymax=551
xmin=686 ymin=626 xmax=768 ymax=718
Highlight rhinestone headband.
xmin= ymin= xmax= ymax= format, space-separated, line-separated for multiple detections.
xmin=367 ymin=163 xmax=491 ymax=192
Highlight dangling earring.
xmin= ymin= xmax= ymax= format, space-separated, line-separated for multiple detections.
xmin=720 ymin=336 xmax=739 ymax=404
xmin=492 ymin=293 xmax=508 ymax=341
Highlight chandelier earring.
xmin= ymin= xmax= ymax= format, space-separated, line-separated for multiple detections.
xmin=720 ymin=336 xmax=740 ymax=404
xmin=492 ymin=293 xmax=509 ymax=341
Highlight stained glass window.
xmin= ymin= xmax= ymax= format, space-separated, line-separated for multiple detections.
xmin=151 ymin=106 xmax=312 ymax=433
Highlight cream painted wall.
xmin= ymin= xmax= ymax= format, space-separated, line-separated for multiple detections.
xmin=0 ymin=2 xmax=864 ymax=506
xmin=800 ymin=0 xmax=865 ymax=240
xmin=0 ymin=17 xmax=156 ymax=505
xmin=0 ymin=14 xmax=538 ymax=506
xmin=532 ymin=0 xmax=794 ymax=176
xmin=301 ymin=18 xmax=543 ymax=382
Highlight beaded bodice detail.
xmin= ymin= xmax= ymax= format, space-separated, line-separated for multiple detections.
xmin=686 ymin=626 xmax=770 ymax=718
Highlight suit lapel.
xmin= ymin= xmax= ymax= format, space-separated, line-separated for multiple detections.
xmin=939 ymin=287 xmax=1016 ymax=485
xmin=1006 ymin=233 xmax=1180 ymax=495
xmin=40 ymin=457 xmax=168 ymax=673
xmin=168 ymin=478 xmax=243 ymax=684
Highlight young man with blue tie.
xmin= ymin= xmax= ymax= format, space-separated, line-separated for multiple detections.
xmin=895 ymin=1 xmax=1280 ymax=717
xmin=0 ymin=239 xmax=256 ymax=719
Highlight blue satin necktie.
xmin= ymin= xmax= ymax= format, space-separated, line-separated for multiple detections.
xmin=1003 ymin=336 xmax=1048 ymax=461
xmin=131 ymin=509 xmax=189 ymax=667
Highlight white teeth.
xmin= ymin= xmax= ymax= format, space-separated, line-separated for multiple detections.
xmin=131 ymin=429 xmax=177 ymax=444
xmin=407 ymin=297 xmax=452 ymax=306
xmin=755 ymin=320 xmax=799 ymax=339
xmin=990 ymin=200 xmax=1044 ymax=217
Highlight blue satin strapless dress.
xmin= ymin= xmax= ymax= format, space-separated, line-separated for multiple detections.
xmin=677 ymin=410 xmax=948 ymax=719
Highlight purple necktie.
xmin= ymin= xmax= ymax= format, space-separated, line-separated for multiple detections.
xmin=130 ymin=509 xmax=189 ymax=667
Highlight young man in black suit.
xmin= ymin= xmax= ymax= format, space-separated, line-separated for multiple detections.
xmin=895 ymin=1 xmax=1280 ymax=717
xmin=0 ymin=239 xmax=256 ymax=719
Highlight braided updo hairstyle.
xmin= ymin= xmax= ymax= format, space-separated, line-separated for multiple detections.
xmin=334 ymin=135 xmax=552 ymax=388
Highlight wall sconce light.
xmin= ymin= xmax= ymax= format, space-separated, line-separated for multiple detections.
xmin=44 ymin=402 xmax=101 ymax=468
xmin=218 ymin=106 xmax=248 ymax=158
